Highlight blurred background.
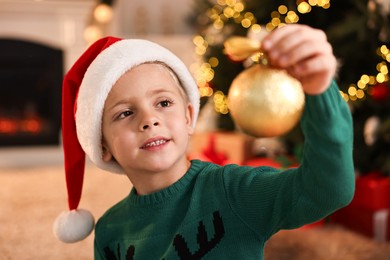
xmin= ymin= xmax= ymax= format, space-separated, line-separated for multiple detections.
xmin=0 ymin=0 xmax=389 ymax=259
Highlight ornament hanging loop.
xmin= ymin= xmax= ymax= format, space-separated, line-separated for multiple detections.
xmin=257 ymin=52 xmax=269 ymax=66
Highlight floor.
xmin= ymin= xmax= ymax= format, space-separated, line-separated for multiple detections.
xmin=0 ymin=145 xmax=64 ymax=168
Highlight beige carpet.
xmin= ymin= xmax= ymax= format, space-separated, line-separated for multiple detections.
xmin=0 ymin=163 xmax=130 ymax=260
xmin=1 ymin=163 xmax=390 ymax=260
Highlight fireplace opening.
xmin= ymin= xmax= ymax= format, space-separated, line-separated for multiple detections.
xmin=0 ymin=39 xmax=63 ymax=146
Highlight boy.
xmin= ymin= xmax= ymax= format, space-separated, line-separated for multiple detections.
xmin=54 ymin=24 xmax=355 ymax=259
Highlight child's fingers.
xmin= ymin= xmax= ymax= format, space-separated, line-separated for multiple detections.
xmin=290 ymin=54 xmax=336 ymax=78
xmin=270 ymin=41 xmax=318 ymax=68
xmin=287 ymin=40 xmax=333 ymax=68
xmin=286 ymin=54 xmax=337 ymax=95
xmin=267 ymin=27 xmax=333 ymax=69
xmin=262 ymin=24 xmax=325 ymax=50
xmin=263 ymin=25 xmax=329 ymax=67
xmin=261 ymin=24 xmax=337 ymax=94
xmin=261 ymin=24 xmax=302 ymax=49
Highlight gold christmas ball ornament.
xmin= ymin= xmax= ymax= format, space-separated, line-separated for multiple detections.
xmin=228 ymin=64 xmax=305 ymax=137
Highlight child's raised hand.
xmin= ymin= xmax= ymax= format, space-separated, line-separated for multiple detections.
xmin=261 ymin=24 xmax=337 ymax=95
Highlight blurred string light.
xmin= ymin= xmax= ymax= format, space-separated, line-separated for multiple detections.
xmin=340 ymin=45 xmax=389 ymax=102
xmin=192 ymin=0 xmax=331 ymax=114
xmin=84 ymin=1 xmax=114 ymax=45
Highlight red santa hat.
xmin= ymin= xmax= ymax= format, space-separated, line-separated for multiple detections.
xmin=53 ymin=36 xmax=200 ymax=243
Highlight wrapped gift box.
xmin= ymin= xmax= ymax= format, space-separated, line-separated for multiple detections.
xmin=188 ymin=131 xmax=255 ymax=165
xmin=244 ymin=157 xmax=282 ymax=168
xmin=351 ymin=172 xmax=390 ymax=210
xmin=331 ymin=172 xmax=390 ymax=242
xmin=331 ymin=205 xmax=390 ymax=242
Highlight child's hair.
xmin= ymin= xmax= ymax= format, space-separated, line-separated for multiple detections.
xmin=141 ymin=61 xmax=190 ymax=102
xmin=54 ymin=37 xmax=200 ymax=243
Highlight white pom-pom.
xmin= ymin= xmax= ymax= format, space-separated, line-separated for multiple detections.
xmin=53 ymin=209 xmax=95 ymax=243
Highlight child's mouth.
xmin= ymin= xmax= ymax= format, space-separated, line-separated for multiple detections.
xmin=141 ymin=138 xmax=169 ymax=149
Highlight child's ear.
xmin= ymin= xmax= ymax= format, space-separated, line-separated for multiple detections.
xmin=185 ymin=103 xmax=195 ymax=135
xmin=102 ymin=142 xmax=113 ymax=162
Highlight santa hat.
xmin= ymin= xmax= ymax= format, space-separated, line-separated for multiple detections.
xmin=53 ymin=36 xmax=200 ymax=243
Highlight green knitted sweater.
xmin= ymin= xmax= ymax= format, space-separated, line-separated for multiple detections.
xmin=94 ymin=81 xmax=355 ymax=259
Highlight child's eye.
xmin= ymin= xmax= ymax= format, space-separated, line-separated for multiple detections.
xmin=117 ymin=110 xmax=133 ymax=119
xmin=159 ymin=99 xmax=173 ymax=108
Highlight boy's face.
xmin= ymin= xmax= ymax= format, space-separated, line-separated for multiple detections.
xmin=101 ymin=63 xmax=194 ymax=176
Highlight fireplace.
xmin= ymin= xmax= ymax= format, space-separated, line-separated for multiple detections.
xmin=0 ymin=39 xmax=63 ymax=146
xmin=0 ymin=0 xmax=95 ymax=147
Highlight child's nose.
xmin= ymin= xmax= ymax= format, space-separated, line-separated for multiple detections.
xmin=142 ymin=121 xmax=159 ymax=130
xmin=139 ymin=111 xmax=160 ymax=131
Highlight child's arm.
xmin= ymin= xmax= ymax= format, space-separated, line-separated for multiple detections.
xmin=222 ymin=24 xmax=354 ymax=237
xmin=263 ymin=24 xmax=355 ymax=225
xmin=284 ymin=79 xmax=354 ymax=226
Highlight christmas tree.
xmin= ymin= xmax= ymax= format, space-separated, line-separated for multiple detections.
xmin=187 ymin=0 xmax=390 ymax=176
